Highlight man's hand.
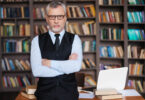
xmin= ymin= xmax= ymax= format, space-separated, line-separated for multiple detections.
xmin=42 ymin=59 xmax=51 ymax=67
xmin=69 ymin=53 xmax=78 ymax=60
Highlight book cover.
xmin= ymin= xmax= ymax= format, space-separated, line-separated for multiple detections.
xmin=98 ymin=93 xmax=122 ymax=100
xmin=95 ymin=89 xmax=118 ymax=95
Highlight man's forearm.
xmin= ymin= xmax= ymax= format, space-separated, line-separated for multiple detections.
xmin=42 ymin=58 xmax=82 ymax=74
xmin=50 ymin=59 xmax=82 ymax=74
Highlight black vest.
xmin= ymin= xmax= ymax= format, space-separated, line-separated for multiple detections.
xmin=35 ymin=31 xmax=78 ymax=98
xmin=39 ymin=31 xmax=74 ymax=60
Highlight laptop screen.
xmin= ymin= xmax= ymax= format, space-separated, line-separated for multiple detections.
xmin=97 ymin=67 xmax=128 ymax=91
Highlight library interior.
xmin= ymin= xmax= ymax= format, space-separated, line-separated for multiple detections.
xmin=0 ymin=0 xmax=145 ymax=100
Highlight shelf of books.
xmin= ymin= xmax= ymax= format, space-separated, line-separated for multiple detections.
xmin=98 ymin=0 xmax=145 ymax=96
xmin=66 ymin=0 xmax=97 ymax=87
xmin=98 ymin=0 xmax=125 ymax=74
xmin=127 ymin=0 xmax=145 ymax=95
xmin=0 ymin=0 xmax=33 ymax=92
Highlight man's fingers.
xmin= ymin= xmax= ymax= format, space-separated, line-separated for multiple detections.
xmin=71 ymin=53 xmax=77 ymax=56
xmin=42 ymin=59 xmax=47 ymax=65
xmin=71 ymin=53 xmax=78 ymax=58
xmin=69 ymin=53 xmax=78 ymax=60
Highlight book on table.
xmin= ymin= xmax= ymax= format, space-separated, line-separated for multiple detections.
xmin=21 ymin=91 xmax=36 ymax=99
xmin=20 ymin=85 xmax=37 ymax=99
xmin=98 ymin=93 xmax=123 ymax=100
xmin=26 ymin=85 xmax=37 ymax=94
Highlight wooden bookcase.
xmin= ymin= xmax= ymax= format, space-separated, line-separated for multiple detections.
xmin=0 ymin=0 xmax=145 ymax=97
xmin=0 ymin=0 xmax=33 ymax=92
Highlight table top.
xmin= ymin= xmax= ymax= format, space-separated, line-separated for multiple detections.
xmin=16 ymin=92 xmax=145 ymax=100
xmin=80 ymin=96 xmax=145 ymax=100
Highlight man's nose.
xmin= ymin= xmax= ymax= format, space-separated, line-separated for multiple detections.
xmin=54 ymin=17 xmax=59 ymax=23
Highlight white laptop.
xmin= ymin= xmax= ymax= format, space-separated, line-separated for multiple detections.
xmin=97 ymin=67 xmax=128 ymax=91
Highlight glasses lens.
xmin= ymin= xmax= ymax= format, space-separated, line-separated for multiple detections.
xmin=48 ymin=15 xmax=65 ymax=20
xmin=57 ymin=15 xmax=64 ymax=20
xmin=49 ymin=16 xmax=55 ymax=20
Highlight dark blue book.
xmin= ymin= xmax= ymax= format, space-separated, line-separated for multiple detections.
xmin=10 ymin=8 xmax=13 ymax=18
xmin=20 ymin=77 xmax=25 ymax=86
xmin=18 ymin=8 xmax=22 ymax=18
xmin=6 ymin=40 xmax=10 ymax=53
xmin=24 ymin=7 xmax=29 ymax=18
xmin=141 ymin=30 xmax=145 ymax=40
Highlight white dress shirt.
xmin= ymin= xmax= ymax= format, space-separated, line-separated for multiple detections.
xmin=30 ymin=30 xmax=83 ymax=77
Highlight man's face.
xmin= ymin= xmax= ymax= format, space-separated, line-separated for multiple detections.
xmin=46 ymin=6 xmax=66 ymax=34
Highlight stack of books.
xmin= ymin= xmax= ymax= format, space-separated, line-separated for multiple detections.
xmin=21 ymin=85 xmax=37 ymax=99
xmin=78 ymin=87 xmax=95 ymax=99
xmin=95 ymin=89 xmax=123 ymax=100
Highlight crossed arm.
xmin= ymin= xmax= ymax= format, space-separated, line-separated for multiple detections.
xmin=42 ymin=53 xmax=78 ymax=67
xmin=30 ymin=35 xmax=83 ymax=77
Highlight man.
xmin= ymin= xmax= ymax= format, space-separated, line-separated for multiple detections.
xmin=30 ymin=1 xmax=83 ymax=100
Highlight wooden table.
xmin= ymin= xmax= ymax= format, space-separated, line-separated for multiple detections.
xmin=80 ymin=96 xmax=145 ymax=100
xmin=15 ymin=92 xmax=145 ymax=100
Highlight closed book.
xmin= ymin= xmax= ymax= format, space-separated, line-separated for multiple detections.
xmin=76 ymin=7 xmax=83 ymax=17
xmin=98 ymin=93 xmax=122 ymax=100
xmin=85 ymin=76 xmax=96 ymax=86
xmin=95 ymin=89 xmax=118 ymax=95
xmin=127 ymin=12 xmax=133 ymax=23
xmin=2 ymin=59 xmax=7 ymax=71
xmin=9 ymin=59 xmax=15 ymax=71
xmin=20 ymin=60 xmax=30 ymax=70
xmin=90 ymin=5 xmax=96 ymax=17
xmin=72 ymin=6 xmax=77 ymax=18
xmin=25 ymin=24 xmax=30 ymax=36
xmin=21 ymin=91 xmax=36 ymax=99
xmin=26 ymin=85 xmax=37 ymax=94
xmin=24 ymin=7 xmax=29 ymax=17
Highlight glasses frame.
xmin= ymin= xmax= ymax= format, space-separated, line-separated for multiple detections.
xmin=47 ymin=15 xmax=66 ymax=20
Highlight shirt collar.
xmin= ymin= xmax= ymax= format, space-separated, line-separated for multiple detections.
xmin=49 ymin=29 xmax=65 ymax=38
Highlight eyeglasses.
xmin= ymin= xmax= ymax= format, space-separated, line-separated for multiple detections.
xmin=47 ymin=15 xmax=65 ymax=20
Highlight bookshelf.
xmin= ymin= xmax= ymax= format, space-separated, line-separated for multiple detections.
xmin=65 ymin=0 xmax=97 ymax=87
xmin=127 ymin=0 xmax=145 ymax=95
xmin=0 ymin=0 xmax=33 ymax=92
xmin=0 ymin=0 xmax=145 ymax=97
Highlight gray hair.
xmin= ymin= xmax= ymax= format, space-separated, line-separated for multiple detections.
xmin=46 ymin=1 xmax=66 ymax=15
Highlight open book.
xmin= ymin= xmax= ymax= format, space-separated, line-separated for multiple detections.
xmin=79 ymin=90 xmax=95 ymax=99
